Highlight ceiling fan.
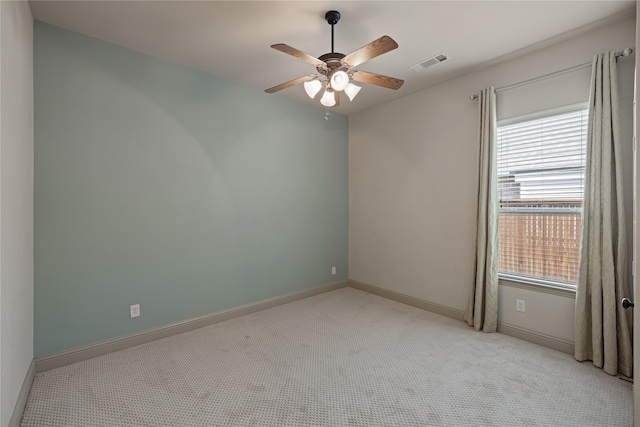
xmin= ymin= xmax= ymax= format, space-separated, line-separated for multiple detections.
xmin=265 ymin=10 xmax=404 ymax=108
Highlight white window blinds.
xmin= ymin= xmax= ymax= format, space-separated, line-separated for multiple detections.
xmin=497 ymin=106 xmax=588 ymax=286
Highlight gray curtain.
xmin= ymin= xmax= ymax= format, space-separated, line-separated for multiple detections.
xmin=574 ymin=51 xmax=632 ymax=377
xmin=465 ymin=87 xmax=499 ymax=333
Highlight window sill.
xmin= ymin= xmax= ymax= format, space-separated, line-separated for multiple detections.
xmin=498 ymin=274 xmax=576 ymax=298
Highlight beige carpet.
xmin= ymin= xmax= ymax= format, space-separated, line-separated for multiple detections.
xmin=22 ymin=287 xmax=632 ymax=426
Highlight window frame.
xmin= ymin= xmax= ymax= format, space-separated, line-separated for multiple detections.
xmin=496 ymin=102 xmax=588 ymax=292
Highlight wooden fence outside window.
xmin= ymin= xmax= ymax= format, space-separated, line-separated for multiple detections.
xmin=498 ymin=200 xmax=582 ymax=285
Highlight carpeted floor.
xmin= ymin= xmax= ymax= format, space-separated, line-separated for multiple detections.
xmin=22 ymin=287 xmax=632 ymax=426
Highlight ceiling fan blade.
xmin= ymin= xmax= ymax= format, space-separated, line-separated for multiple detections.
xmin=265 ymin=74 xmax=318 ymax=93
xmin=350 ymin=70 xmax=404 ymax=90
xmin=271 ymin=44 xmax=327 ymax=70
xmin=341 ymin=36 xmax=399 ymax=68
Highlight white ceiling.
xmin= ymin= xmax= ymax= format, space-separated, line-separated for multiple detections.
xmin=29 ymin=1 xmax=636 ymax=115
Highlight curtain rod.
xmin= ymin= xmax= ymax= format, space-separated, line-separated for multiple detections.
xmin=469 ymin=48 xmax=633 ymax=100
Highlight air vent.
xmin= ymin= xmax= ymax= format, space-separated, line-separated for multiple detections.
xmin=409 ymin=52 xmax=448 ymax=72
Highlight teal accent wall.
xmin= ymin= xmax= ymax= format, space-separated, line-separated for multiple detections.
xmin=34 ymin=22 xmax=348 ymax=357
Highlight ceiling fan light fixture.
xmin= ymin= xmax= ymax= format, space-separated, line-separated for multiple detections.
xmin=344 ymin=83 xmax=361 ymax=101
xmin=303 ymin=79 xmax=322 ymax=98
xmin=330 ymin=70 xmax=349 ymax=91
xmin=320 ymin=88 xmax=336 ymax=107
xmin=265 ymin=10 xmax=404 ymax=108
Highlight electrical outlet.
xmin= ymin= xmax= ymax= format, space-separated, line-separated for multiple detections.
xmin=332 ymin=266 xmax=337 ymax=275
xmin=516 ymin=299 xmax=526 ymax=313
xmin=130 ymin=304 xmax=140 ymax=318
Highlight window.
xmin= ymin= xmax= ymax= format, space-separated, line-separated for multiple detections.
xmin=497 ymin=105 xmax=588 ymax=287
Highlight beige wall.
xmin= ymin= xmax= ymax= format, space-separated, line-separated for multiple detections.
xmin=349 ymin=14 xmax=636 ymax=347
xmin=1 ymin=1 xmax=34 ymax=425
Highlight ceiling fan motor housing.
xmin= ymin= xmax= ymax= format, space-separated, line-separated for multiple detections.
xmin=318 ymin=52 xmax=346 ymax=75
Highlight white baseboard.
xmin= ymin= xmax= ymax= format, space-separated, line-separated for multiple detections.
xmin=497 ymin=322 xmax=574 ymax=355
xmin=9 ymin=358 xmax=35 ymax=427
xmin=348 ymin=280 xmax=465 ymax=321
xmin=348 ymin=279 xmax=574 ymax=355
xmin=35 ymin=280 xmax=348 ymax=372
xmin=34 ymin=279 xmax=574 ymax=372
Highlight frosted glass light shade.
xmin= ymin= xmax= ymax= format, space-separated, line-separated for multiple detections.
xmin=303 ymin=80 xmax=322 ymax=99
xmin=320 ymin=89 xmax=336 ymax=107
xmin=330 ymin=71 xmax=349 ymax=91
xmin=344 ymin=83 xmax=361 ymax=101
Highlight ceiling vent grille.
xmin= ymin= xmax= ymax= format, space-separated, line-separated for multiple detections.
xmin=409 ymin=52 xmax=448 ymax=72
